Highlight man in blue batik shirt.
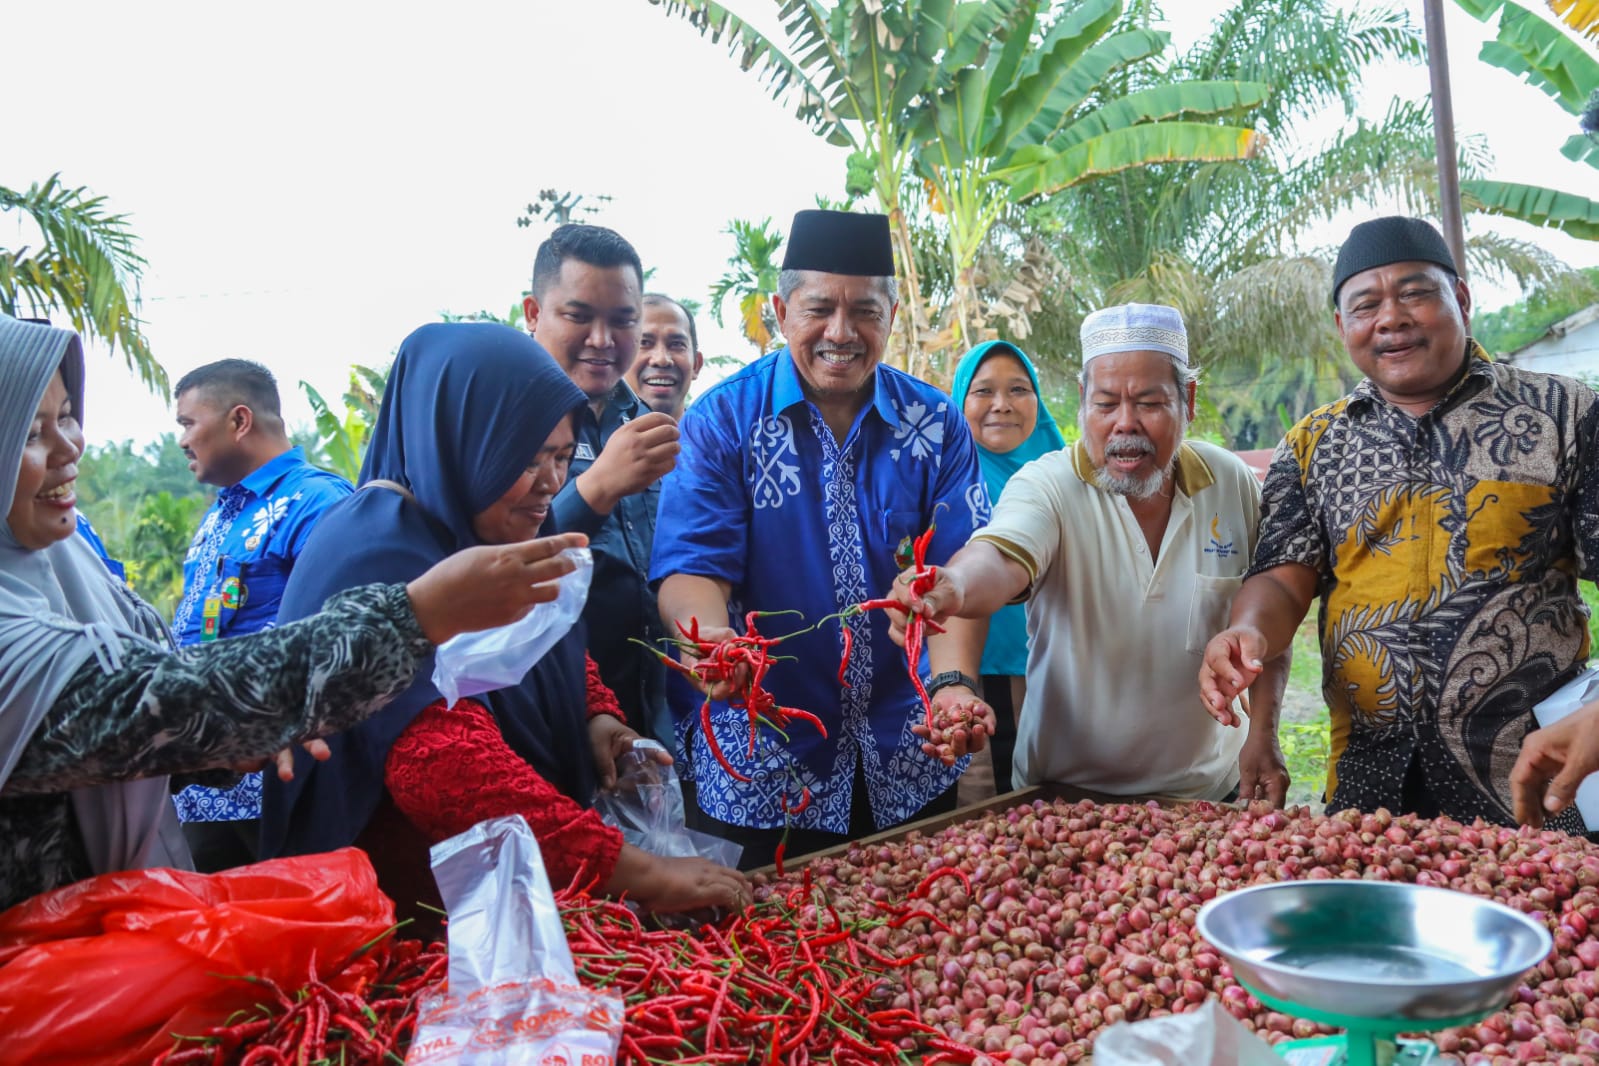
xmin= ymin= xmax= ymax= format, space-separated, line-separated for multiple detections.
xmin=169 ymin=359 xmax=352 ymax=870
xmin=652 ymin=209 xmax=995 ymax=869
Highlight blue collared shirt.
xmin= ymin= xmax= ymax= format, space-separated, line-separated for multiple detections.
xmin=171 ymin=447 xmax=352 ymax=823
xmin=650 ymin=350 xmax=990 ymax=834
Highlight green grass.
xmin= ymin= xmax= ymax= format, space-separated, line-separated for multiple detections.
xmin=1276 ymin=582 xmax=1599 ymax=809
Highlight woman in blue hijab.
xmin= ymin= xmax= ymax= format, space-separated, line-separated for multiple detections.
xmin=261 ymin=323 xmax=748 ymax=921
xmin=950 ymin=340 xmax=1066 ymax=795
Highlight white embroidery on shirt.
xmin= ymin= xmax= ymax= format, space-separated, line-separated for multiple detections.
xmin=889 ymin=399 xmax=945 ymax=467
xmin=248 ymin=494 xmax=296 ymax=540
xmin=750 ymin=415 xmax=802 ymax=510
xmin=966 ymin=481 xmax=993 ymax=529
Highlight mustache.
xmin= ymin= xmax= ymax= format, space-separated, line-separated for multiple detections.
xmin=1104 ymin=435 xmax=1156 ymax=458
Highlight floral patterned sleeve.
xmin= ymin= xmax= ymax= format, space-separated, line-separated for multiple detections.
xmin=3 ymin=583 xmax=432 ymax=796
xmin=1246 ymin=434 xmax=1328 ymax=582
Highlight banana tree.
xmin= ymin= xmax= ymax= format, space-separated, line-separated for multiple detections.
xmin=1453 ymin=0 xmax=1599 ymax=237
xmin=0 ymin=174 xmax=164 ymax=393
xmin=647 ymin=0 xmax=1025 ymax=373
xmin=299 ymin=364 xmax=386 ymax=483
xmin=910 ymin=0 xmax=1267 ymax=371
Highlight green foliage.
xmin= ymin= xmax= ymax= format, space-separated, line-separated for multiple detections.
xmin=77 ymin=435 xmax=213 ymax=621
xmin=0 ymin=174 xmax=165 ymax=393
xmin=298 ymin=364 xmax=387 ymax=484
xmin=1471 ymin=266 xmax=1599 ymax=353
xmin=1584 ymin=581 xmax=1599 ymax=654
xmin=709 ymin=217 xmax=784 ymax=353
xmin=1463 ymin=179 xmax=1599 ymax=240
xmin=1451 ymin=0 xmax=1599 ymax=239
xmin=124 ymin=491 xmax=209 ymax=618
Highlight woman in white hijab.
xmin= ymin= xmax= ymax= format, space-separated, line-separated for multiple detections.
xmin=0 ymin=315 xmax=584 ymax=910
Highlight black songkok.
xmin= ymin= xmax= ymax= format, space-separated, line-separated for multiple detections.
xmin=781 ymin=209 xmax=895 ymax=277
xmin=1332 ymin=216 xmax=1458 ymax=306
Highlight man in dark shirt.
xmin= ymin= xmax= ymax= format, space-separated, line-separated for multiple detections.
xmin=524 ymin=224 xmax=679 ymax=745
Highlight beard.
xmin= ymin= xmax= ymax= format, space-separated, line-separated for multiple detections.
xmin=1089 ymin=428 xmax=1183 ymax=500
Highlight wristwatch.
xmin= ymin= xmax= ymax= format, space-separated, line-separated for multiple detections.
xmin=924 ymin=670 xmax=981 ymax=698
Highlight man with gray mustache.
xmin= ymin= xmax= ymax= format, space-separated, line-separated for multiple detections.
xmin=889 ymin=303 xmax=1291 ymax=805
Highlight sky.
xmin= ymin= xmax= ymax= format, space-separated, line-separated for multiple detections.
xmin=6 ymin=0 xmax=1598 ymax=448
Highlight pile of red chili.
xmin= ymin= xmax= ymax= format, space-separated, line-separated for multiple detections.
xmin=563 ymin=875 xmax=978 ymax=1065
xmin=155 ymin=936 xmax=447 ymax=1064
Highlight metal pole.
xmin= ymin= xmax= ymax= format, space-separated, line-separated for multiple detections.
xmin=1423 ymin=0 xmax=1469 ymax=279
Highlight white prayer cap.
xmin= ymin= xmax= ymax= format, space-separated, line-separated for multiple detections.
xmin=1079 ymin=303 xmax=1189 ymax=366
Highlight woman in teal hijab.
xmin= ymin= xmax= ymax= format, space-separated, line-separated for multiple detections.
xmin=950 ymin=340 xmax=1066 ymax=794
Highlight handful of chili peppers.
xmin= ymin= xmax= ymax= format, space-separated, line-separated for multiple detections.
xmin=839 ymin=516 xmax=945 ymax=734
xmin=839 ymin=513 xmax=989 ymax=765
xmin=644 ymin=611 xmax=827 ymax=788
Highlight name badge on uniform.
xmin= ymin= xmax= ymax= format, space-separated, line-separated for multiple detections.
xmin=574 ymin=442 xmax=596 ymax=462
xmin=201 ymin=595 xmax=222 ymax=642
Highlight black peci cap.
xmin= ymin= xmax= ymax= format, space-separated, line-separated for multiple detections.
xmin=1332 ymin=216 xmax=1458 ymax=306
xmin=780 ymin=209 xmax=895 ymax=277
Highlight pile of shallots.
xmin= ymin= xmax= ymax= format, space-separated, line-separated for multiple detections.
xmin=756 ymin=797 xmax=1599 ymax=1066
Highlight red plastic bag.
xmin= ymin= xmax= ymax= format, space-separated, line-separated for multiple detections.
xmin=0 ymin=847 xmax=396 ymax=1065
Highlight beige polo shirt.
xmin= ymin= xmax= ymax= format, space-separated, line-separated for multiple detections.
xmin=973 ymin=439 xmax=1261 ymax=799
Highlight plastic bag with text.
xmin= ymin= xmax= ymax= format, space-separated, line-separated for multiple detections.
xmin=591 ymin=739 xmax=742 ymax=868
xmin=405 ymin=814 xmax=622 ymax=1066
xmin=432 ymin=547 xmax=592 ymax=705
xmin=0 ymin=848 xmax=395 ymax=1066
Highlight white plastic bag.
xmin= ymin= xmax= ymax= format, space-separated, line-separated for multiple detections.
xmin=406 ymin=814 xmax=622 ymax=1066
xmin=1533 ymin=666 xmax=1599 ymax=830
xmin=1093 ymin=1000 xmax=1281 ymax=1066
xmin=591 ymin=739 xmax=742 ymax=868
xmin=431 ymin=547 xmax=592 ymax=705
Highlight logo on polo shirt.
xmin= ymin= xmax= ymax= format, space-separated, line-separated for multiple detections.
xmin=574 ymin=442 xmax=597 ymax=462
xmin=1205 ymin=514 xmax=1237 ymax=558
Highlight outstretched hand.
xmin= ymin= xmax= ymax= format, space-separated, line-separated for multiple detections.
xmin=1198 ymin=626 xmax=1268 ymax=727
xmin=884 ymin=566 xmax=963 ymax=648
xmin=406 ymin=532 xmax=588 ymax=645
xmin=912 ymin=688 xmax=995 ymax=766
xmin=1511 ymin=700 xmax=1599 ymax=828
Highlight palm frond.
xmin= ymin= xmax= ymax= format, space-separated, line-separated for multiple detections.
xmin=0 ymin=174 xmax=164 ymax=394
xmin=1461 ymin=230 xmax=1580 ymax=290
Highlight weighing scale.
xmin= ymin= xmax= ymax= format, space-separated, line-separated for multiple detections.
xmin=1196 ymin=881 xmax=1553 ymax=1066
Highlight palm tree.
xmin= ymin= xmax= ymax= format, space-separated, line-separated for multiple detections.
xmin=709 ymin=217 xmax=784 ymax=354
xmin=0 ymin=174 xmax=164 ymax=393
xmin=1008 ymin=0 xmax=1585 ymax=447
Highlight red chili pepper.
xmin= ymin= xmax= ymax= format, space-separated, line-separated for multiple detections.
xmin=911 ymin=866 xmax=972 ymax=899
xmin=773 ymin=841 xmax=787 ymax=877
xmin=781 ymin=786 xmax=812 ymax=815
xmin=698 ymin=697 xmax=750 ymax=782
xmin=837 ymin=622 xmax=853 ymax=686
